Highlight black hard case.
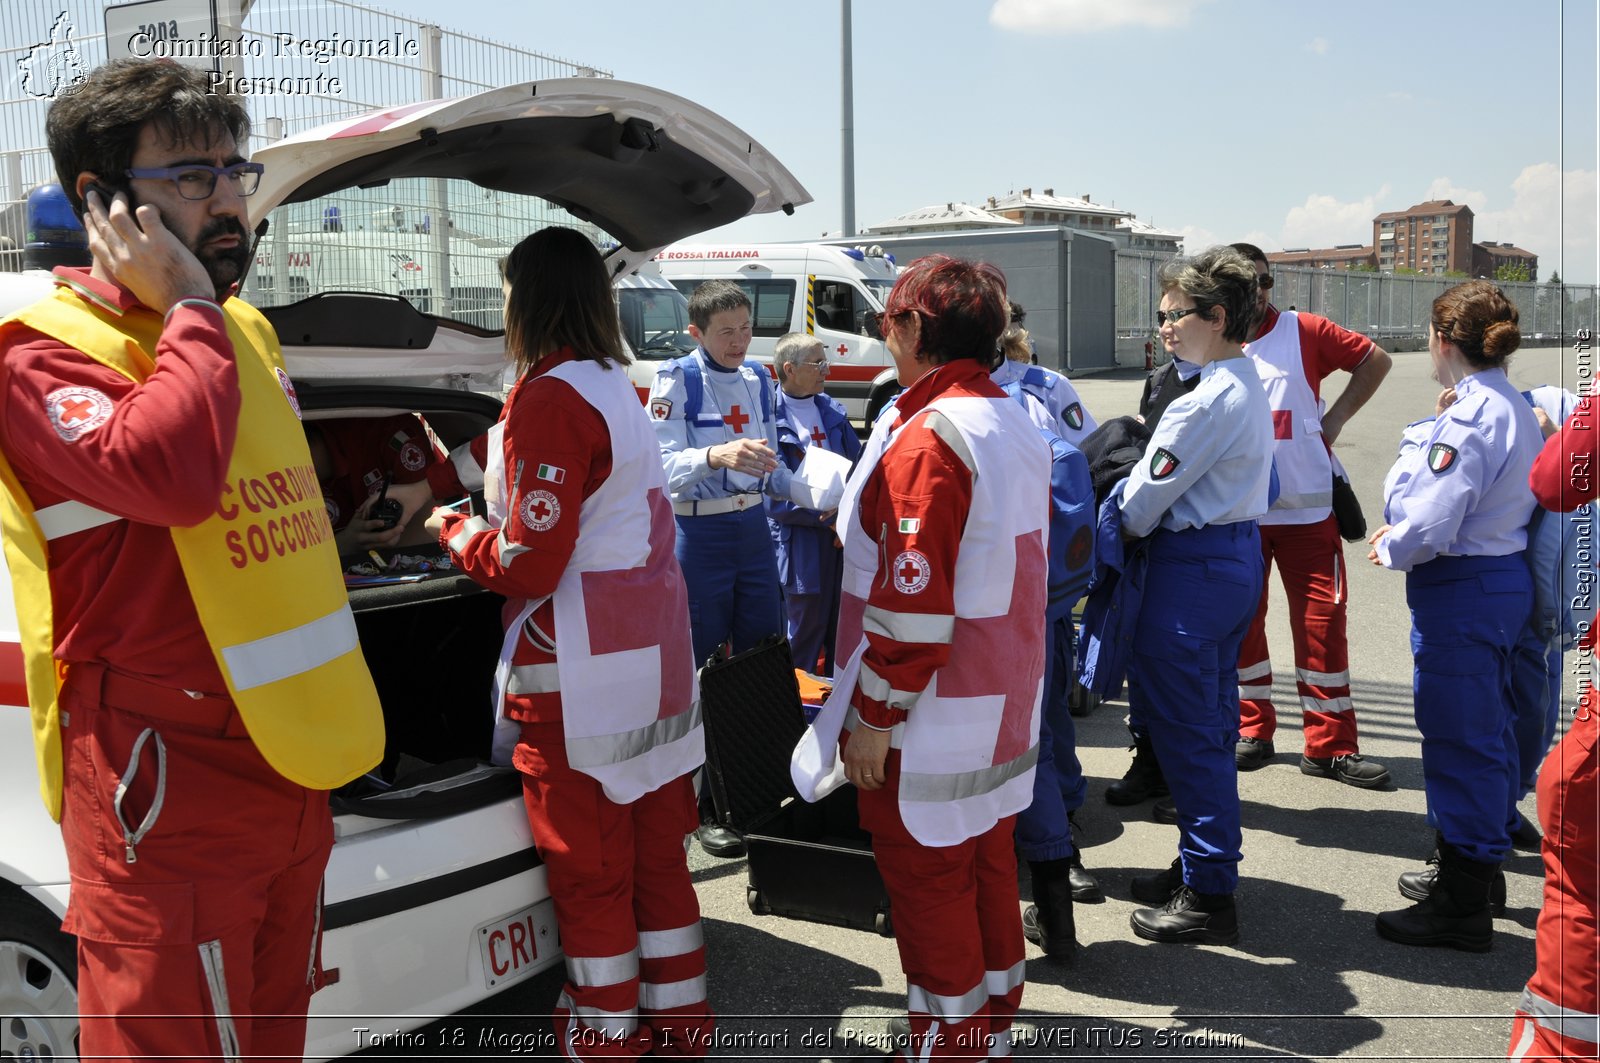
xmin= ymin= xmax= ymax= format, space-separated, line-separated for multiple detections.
xmin=698 ymin=637 xmax=893 ymax=936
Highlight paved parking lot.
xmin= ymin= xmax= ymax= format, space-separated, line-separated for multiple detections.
xmin=358 ymin=342 xmax=1578 ymax=1061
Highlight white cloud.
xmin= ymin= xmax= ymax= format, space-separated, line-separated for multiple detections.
xmin=990 ymin=0 xmax=1210 ymax=33
xmin=1306 ymin=37 xmax=1330 ymax=55
xmin=1423 ymin=176 xmax=1486 ymax=208
xmin=1469 ymin=163 xmax=1598 ymax=281
xmin=1279 ymin=186 xmax=1390 ymax=249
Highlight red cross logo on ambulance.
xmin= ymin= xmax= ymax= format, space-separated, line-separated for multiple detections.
xmin=520 ymin=489 xmax=561 ymax=532
xmin=893 ymin=549 xmax=932 ymax=595
xmin=275 ymin=367 xmax=302 ymax=419
xmin=45 ymin=385 xmax=112 ymax=443
xmin=1427 ymin=442 xmax=1458 ymax=475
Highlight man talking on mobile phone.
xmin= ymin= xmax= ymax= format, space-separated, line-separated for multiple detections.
xmin=0 ymin=59 xmax=385 ymax=1061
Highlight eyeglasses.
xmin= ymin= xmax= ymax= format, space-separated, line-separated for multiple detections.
xmin=1157 ymin=306 xmax=1206 ymax=327
xmin=1257 ymin=274 xmax=1275 ymax=291
xmin=800 ymin=358 xmax=830 ymax=369
xmin=124 ymin=162 xmax=265 ymax=200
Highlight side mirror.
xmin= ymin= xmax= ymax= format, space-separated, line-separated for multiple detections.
xmin=858 ymin=309 xmax=882 ymax=339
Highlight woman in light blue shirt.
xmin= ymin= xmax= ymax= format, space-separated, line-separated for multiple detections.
xmin=1117 ymin=246 xmax=1273 ymax=946
xmin=1368 ymin=280 xmax=1540 ymax=952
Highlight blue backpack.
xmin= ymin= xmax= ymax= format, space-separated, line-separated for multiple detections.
xmin=1522 ymin=388 xmax=1597 ymax=651
xmin=1004 ymin=382 xmax=1096 ymax=617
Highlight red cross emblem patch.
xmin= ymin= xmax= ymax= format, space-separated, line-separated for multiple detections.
xmin=1427 ymin=443 xmax=1458 ymax=474
xmin=275 ymin=368 xmax=302 ymax=420
xmin=1064 ymin=403 xmax=1084 ymax=431
xmin=893 ymin=550 xmax=931 ymax=595
xmin=1149 ymin=447 xmax=1180 ymax=480
xmin=520 ymin=489 xmax=561 ymax=532
xmin=650 ymin=398 xmax=673 ymax=420
xmin=46 ymin=386 xmax=112 ymax=443
xmin=399 ymin=441 xmax=427 ymax=472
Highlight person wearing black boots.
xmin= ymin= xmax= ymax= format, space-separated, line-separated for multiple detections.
xmin=1115 ymin=248 xmax=1274 ymax=946
xmin=1367 ymin=281 xmax=1540 ymax=951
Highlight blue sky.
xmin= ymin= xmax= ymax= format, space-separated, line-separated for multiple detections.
xmin=386 ymin=0 xmax=1600 ymax=281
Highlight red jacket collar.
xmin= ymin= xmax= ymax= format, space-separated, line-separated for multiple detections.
xmin=893 ymin=358 xmax=1000 ymax=421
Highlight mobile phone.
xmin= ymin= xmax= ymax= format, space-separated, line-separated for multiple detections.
xmin=370 ymin=473 xmax=403 ymax=530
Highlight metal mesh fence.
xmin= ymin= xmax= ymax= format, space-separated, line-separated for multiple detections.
xmin=1 ymin=0 xmax=608 ymax=273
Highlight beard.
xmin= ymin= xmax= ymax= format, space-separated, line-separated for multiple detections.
xmin=190 ymin=217 xmax=253 ymax=301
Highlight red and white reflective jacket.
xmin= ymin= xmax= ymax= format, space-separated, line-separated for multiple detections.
xmin=440 ymin=351 xmax=701 ymax=803
xmin=834 ymin=359 xmax=1050 ymax=846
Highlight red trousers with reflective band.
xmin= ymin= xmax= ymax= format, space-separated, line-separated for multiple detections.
xmin=516 ymin=720 xmax=712 ymax=1060
xmin=59 ymin=663 xmax=332 ymax=1063
xmin=856 ymin=745 xmax=1025 ymax=1062
xmin=1509 ymin=698 xmax=1599 ymax=1062
xmin=1237 ymin=516 xmax=1360 ymax=757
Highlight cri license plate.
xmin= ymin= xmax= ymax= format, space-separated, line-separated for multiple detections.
xmin=476 ymin=899 xmax=560 ymax=990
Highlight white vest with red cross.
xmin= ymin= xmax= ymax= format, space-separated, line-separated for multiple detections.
xmin=1246 ymin=310 xmax=1334 ymax=526
xmin=486 ymin=360 xmax=703 ymax=803
xmin=803 ymin=392 xmax=1049 ymax=847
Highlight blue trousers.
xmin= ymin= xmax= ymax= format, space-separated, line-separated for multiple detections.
xmin=780 ymin=528 xmax=843 ymax=676
xmin=1509 ymin=625 xmax=1562 ymax=799
xmin=675 ymin=506 xmax=784 ymax=668
xmin=1128 ymin=522 xmax=1263 ymax=895
xmin=1016 ymin=615 xmax=1087 ymax=862
xmin=1406 ymin=554 xmax=1530 ymax=864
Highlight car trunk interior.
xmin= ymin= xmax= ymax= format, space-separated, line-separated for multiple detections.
xmin=288 ymin=371 xmax=519 ymax=821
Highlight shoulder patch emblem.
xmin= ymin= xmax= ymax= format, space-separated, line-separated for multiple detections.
xmin=398 ymin=441 xmax=427 ymax=472
xmin=274 ymin=367 xmax=302 ymax=420
xmin=650 ymin=398 xmax=673 ymax=420
xmin=1149 ymin=447 xmax=1180 ymax=480
xmin=1064 ymin=403 xmax=1084 ymax=431
xmin=892 ymin=549 xmax=932 ymax=595
xmin=520 ymin=489 xmax=561 ymax=532
xmin=324 ymin=497 xmax=341 ymax=526
xmin=46 ymin=386 xmax=113 ymax=443
xmin=1427 ymin=442 xmax=1458 ymax=474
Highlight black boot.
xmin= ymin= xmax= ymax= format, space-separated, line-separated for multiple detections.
xmin=1105 ymin=733 xmax=1168 ymax=805
xmin=1130 ymin=884 xmax=1239 ymax=945
xmin=1023 ymin=858 xmax=1078 ymax=961
xmin=1068 ymin=850 xmax=1104 ymax=903
xmin=1376 ymin=843 xmax=1497 ymax=952
xmin=1130 ymin=857 xmax=1182 ymax=905
xmin=1397 ymin=839 xmax=1507 ymax=915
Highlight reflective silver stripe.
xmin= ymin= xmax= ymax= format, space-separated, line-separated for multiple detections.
xmin=566 ymin=701 xmax=701 ymax=770
xmin=507 ymin=663 xmax=561 ymax=696
xmin=922 ymin=410 xmax=975 ymax=472
xmin=566 ymin=950 xmax=638 ymax=989
xmin=1300 ymin=694 xmax=1353 ymax=715
xmin=1237 ymin=660 xmax=1272 ymax=682
xmin=1518 ymin=987 xmax=1600 ymax=1045
xmin=498 ymin=530 xmax=531 ymax=563
xmin=198 ymin=939 xmax=242 ymax=1063
xmin=557 ymin=991 xmax=638 ymax=1042
xmin=451 ymin=442 xmax=485 ymax=492
xmin=672 ymin=493 xmax=762 ymax=517
xmin=112 ymin=728 xmax=166 ymax=864
xmin=899 ymin=743 xmax=1039 ymax=804
xmin=447 ymin=515 xmax=493 ymax=554
xmin=1509 ymin=1021 xmax=1537 ymax=1062
xmin=35 ymin=500 xmax=121 ymax=540
xmin=857 ymin=661 xmax=924 ymax=713
xmin=1271 ymin=490 xmax=1333 ymax=510
xmin=864 ymin=605 xmax=955 ymax=646
xmin=219 ymin=604 xmax=360 ymax=692
xmin=984 ymin=960 xmax=1025 ymax=997
xmin=638 ymin=922 xmax=703 ymax=959
xmin=1297 ymin=667 xmax=1350 ymax=687
xmin=907 ymin=978 xmax=987 ymax=1024
xmin=1239 ymin=684 xmax=1273 ymax=700
xmin=638 ymin=973 xmax=707 ymax=1010
xmin=305 ymin=886 xmax=322 ymax=986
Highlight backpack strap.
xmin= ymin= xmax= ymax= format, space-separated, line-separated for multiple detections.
xmin=676 ymin=353 xmax=723 ymax=429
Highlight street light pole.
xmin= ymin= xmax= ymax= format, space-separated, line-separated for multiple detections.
xmin=840 ymin=0 xmax=855 ymax=238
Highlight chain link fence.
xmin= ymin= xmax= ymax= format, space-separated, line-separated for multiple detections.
xmin=1116 ymin=253 xmax=1597 ymax=365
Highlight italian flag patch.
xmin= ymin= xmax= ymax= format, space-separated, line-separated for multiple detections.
xmin=1149 ymin=448 xmax=1180 ymax=480
xmin=1427 ymin=443 xmax=1458 ymax=474
xmin=899 ymin=518 xmax=920 ymax=534
xmin=536 ymin=463 xmax=566 ymax=484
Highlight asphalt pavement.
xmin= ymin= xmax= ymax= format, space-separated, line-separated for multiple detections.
xmin=359 ymin=342 xmax=1580 ymax=1062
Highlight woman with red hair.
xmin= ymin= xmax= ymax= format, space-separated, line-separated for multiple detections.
xmin=831 ymin=254 xmax=1051 ymax=1060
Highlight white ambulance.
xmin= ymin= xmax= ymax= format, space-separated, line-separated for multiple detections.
xmin=654 ymin=242 xmax=901 ymax=426
xmin=0 ymin=78 xmax=806 ymax=1061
